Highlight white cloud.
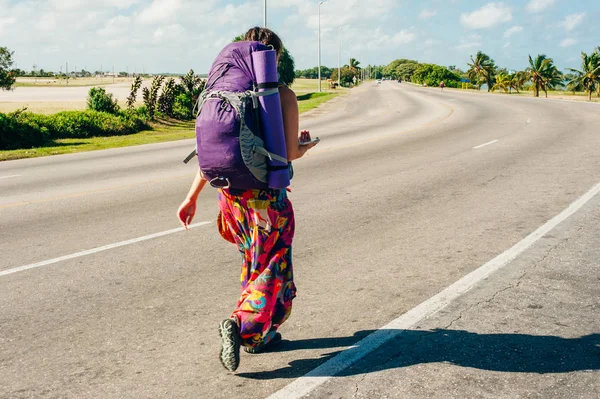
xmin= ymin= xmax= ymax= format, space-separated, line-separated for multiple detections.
xmin=153 ymin=24 xmax=185 ymax=43
xmin=525 ymin=0 xmax=555 ymax=13
xmin=561 ymin=13 xmax=585 ymax=32
xmin=455 ymin=34 xmax=482 ymax=50
xmin=49 ymin=0 xmax=142 ymax=11
xmin=271 ymin=0 xmax=401 ymax=68
xmin=504 ymin=25 xmax=523 ymax=38
xmin=38 ymin=13 xmax=57 ymax=32
xmin=137 ymin=0 xmax=183 ymax=24
xmin=96 ymin=15 xmax=131 ymax=37
xmin=560 ymin=38 xmax=577 ymax=48
xmin=391 ymin=30 xmax=416 ymax=45
xmin=419 ymin=9 xmax=437 ymax=20
xmin=210 ymin=3 xmax=260 ymax=27
xmin=0 ymin=16 xmax=16 ymax=34
xmin=460 ymin=2 xmax=512 ymax=29
xmin=276 ymin=0 xmax=398 ymax=30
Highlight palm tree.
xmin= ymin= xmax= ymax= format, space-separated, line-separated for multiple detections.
xmin=491 ymin=72 xmax=511 ymax=93
xmin=597 ymin=46 xmax=600 ymax=97
xmin=543 ymin=67 xmax=564 ymax=97
xmin=510 ymin=71 xmax=528 ymax=93
xmin=527 ymin=54 xmax=561 ymax=98
xmin=566 ymin=51 xmax=600 ymax=101
xmin=564 ymin=72 xmax=583 ymax=94
xmin=466 ymin=51 xmax=496 ymax=91
xmin=348 ymin=58 xmax=361 ymax=73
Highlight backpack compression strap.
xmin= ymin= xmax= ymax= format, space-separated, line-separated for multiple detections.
xmin=253 ymin=146 xmax=287 ymax=164
xmin=250 ymin=88 xmax=279 ymax=109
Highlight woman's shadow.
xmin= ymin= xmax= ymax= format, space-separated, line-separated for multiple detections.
xmin=237 ymin=329 xmax=600 ymax=380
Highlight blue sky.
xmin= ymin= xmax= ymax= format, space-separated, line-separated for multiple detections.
xmin=1 ymin=0 xmax=598 ymax=74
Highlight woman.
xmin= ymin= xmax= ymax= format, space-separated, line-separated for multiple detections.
xmin=177 ymin=27 xmax=318 ymax=372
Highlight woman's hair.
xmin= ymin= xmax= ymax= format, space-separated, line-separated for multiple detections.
xmin=243 ymin=27 xmax=283 ymax=57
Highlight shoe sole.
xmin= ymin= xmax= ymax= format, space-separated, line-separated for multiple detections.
xmin=219 ymin=319 xmax=240 ymax=372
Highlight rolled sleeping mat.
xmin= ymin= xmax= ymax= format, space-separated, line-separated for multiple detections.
xmin=251 ymin=49 xmax=290 ymax=189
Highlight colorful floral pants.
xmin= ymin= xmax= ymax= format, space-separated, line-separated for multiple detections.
xmin=217 ymin=188 xmax=296 ymax=348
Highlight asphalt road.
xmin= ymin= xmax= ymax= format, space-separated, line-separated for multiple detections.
xmin=1 ymin=82 xmax=599 ymax=398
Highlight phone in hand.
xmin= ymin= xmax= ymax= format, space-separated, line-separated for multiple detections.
xmin=299 ymin=137 xmax=320 ymax=146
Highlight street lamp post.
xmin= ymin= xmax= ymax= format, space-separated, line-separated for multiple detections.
xmin=264 ymin=0 xmax=267 ymax=27
xmin=318 ymin=1 xmax=323 ymax=93
xmin=349 ymin=39 xmax=352 ymax=84
xmin=337 ymin=27 xmax=341 ymax=88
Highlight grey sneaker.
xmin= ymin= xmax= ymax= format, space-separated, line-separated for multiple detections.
xmin=219 ymin=318 xmax=241 ymax=372
xmin=244 ymin=332 xmax=282 ymax=354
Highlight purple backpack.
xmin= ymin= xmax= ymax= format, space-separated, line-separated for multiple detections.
xmin=194 ymin=41 xmax=288 ymax=189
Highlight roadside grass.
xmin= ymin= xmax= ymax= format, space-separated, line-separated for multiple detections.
xmin=442 ymin=85 xmax=600 ymax=103
xmin=1 ymin=90 xmax=344 ymax=161
xmin=297 ymin=92 xmax=339 ymax=113
xmin=502 ymin=90 xmax=600 ymax=102
xmin=0 ymin=119 xmax=195 ymax=161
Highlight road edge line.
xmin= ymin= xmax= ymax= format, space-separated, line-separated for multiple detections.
xmin=267 ymin=181 xmax=600 ymax=399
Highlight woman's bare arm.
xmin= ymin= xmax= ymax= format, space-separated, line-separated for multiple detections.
xmin=280 ymin=86 xmax=317 ymax=161
xmin=177 ymin=169 xmax=208 ymax=229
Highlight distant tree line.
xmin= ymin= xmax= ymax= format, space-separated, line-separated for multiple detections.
xmin=374 ymin=45 xmax=600 ymax=101
xmin=296 ymin=58 xmax=363 ymax=87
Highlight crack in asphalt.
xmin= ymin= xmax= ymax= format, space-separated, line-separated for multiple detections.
xmin=444 ymin=272 xmax=526 ymax=330
xmin=352 ymin=373 xmax=368 ymax=398
xmin=444 ymin=221 xmax=587 ymax=331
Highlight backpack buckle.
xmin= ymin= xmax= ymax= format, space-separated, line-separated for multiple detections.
xmin=209 ymin=176 xmax=231 ymax=189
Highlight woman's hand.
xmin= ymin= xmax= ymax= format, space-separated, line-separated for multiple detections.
xmin=178 ymin=169 xmax=207 ymax=230
xmin=299 ymin=130 xmax=319 ymax=149
xmin=177 ymin=197 xmax=197 ymax=230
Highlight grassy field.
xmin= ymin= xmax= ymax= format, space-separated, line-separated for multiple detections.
xmin=291 ymin=78 xmax=346 ymax=93
xmin=0 ymin=80 xmax=345 ymax=161
xmin=0 ymin=101 xmax=88 ymax=114
xmin=14 ymin=77 xmax=133 ymax=87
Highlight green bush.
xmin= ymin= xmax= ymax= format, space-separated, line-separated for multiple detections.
xmin=0 ymin=109 xmax=150 ymax=150
xmin=0 ymin=110 xmax=51 ymax=149
xmin=172 ymin=93 xmax=194 ymax=120
xmin=87 ymin=87 xmax=120 ymax=114
xmin=412 ymin=64 xmax=461 ymax=87
xmin=46 ymin=111 xmax=136 ymax=138
xmin=133 ymin=105 xmax=148 ymax=119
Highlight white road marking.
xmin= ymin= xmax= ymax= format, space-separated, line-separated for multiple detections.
xmin=0 ymin=175 xmax=20 ymax=179
xmin=0 ymin=221 xmax=212 ymax=278
xmin=268 ymin=181 xmax=600 ymax=399
xmin=473 ymin=139 xmax=499 ymax=149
